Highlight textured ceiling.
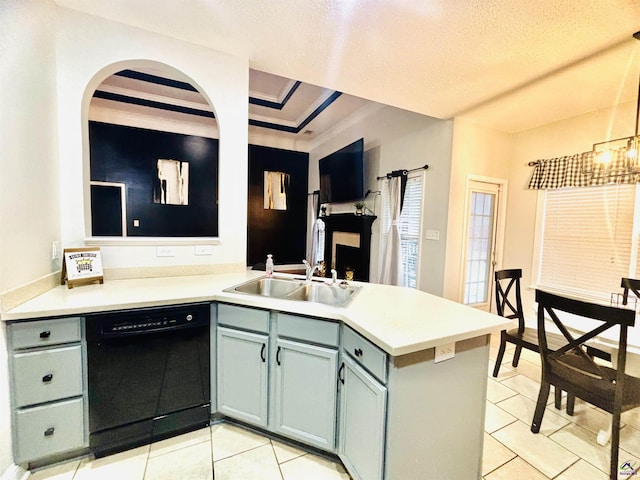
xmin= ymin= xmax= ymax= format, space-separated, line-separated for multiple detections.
xmin=55 ymin=0 xmax=640 ymax=133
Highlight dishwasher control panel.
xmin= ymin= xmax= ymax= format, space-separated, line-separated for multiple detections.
xmin=87 ymin=303 xmax=209 ymax=338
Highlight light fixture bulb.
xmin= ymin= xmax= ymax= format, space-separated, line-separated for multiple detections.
xmin=597 ymin=150 xmax=612 ymax=165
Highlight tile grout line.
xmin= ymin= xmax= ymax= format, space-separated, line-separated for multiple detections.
xmin=269 ymin=440 xmax=286 ymax=480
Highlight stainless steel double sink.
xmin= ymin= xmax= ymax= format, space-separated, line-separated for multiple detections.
xmin=224 ymin=276 xmax=360 ymax=308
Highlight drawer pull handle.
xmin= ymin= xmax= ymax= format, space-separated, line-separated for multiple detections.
xmin=276 ymin=346 xmax=282 ymax=366
xmin=354 ymin=348 xmax=363 ymax=357
xmin=338 ymin=362 xmax=345 ymax=385
xmin=42 ymin=374 xmax=53 ymax=383
xmin=260 ymin=343 xmax=266 ymax=363
xmin=44 ymin=427 xmax=55 ymax=437
xmin=40 ymin=331 xmax=51 ymax=339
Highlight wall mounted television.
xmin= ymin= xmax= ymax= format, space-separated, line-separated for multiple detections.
xmin=319 ymin=138 xmax=365 ymax=204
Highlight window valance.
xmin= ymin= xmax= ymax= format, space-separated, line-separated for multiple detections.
xmin=528 ymin=147 xmax=638 ymax=189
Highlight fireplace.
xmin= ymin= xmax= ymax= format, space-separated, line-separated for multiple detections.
xmin=321 ymin=214 xmax=376 ymax=282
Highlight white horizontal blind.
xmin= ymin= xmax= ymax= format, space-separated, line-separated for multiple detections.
xmin=539 ymin=184 xmax=635 ymax=300
xmin=381 ymin=173 xmax=423 ymax=288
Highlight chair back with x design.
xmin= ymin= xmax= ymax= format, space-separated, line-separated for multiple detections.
xmin=495 ymin=269 xmax=525 ymax=332
xmin=532 ymin=289 xmax=640 ymax=480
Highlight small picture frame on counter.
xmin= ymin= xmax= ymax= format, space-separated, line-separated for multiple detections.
xmin=61 ymin=247 xmax=104 ymax=288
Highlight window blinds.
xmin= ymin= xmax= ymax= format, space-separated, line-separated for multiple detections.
xmin=539 ymin=184 xmax=636 ymax=300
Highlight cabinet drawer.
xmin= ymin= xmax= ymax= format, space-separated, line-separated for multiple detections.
xmin=10 ymin=317 xmax=81 ymax=350
xmin=342 ymin=327 xmax=387 ymax=383
xmin=277 ymin=313 xmax=339 ymax=347
xmin=218 ymin=304 xmax=269 ymax=333
xmin=14 ymin=397 xmax=85 ymax=463
xmin=12 ymin=345 xmax=83 ymax=407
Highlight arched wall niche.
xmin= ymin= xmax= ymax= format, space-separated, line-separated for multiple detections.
xmin=81 ymin=60 xmax=220 ymax=241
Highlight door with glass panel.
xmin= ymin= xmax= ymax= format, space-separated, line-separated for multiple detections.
xmin=462 ymin=180 xmax=502 ymax=310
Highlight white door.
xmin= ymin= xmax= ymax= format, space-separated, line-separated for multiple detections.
xmin=461 ymin=179 xmax=505 ymax=310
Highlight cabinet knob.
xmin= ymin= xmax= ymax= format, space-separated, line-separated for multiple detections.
xmin=39 ymin=331 xmax=51 ymax=339
xmin=42 ymin=373 xmax=53 ymax=383
xmin=44 ymin=427 xmax=55 ymax=437
xmin=354 ymin=348 xmax=363 ymax=357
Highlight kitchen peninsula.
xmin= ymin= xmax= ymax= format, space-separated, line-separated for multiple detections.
xmin=2 ymin=272 xmax=510 ymax=479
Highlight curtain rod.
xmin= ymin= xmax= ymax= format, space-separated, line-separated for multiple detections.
xmin=376 ymin=164 xmax=429 ymax=180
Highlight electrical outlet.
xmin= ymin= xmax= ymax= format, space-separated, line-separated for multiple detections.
xmin=194 ymin=245 xmax=214 ymax=255
xmin=156 ymin=246 xmax=176 ymax=257
xmin=434 ymin=342 xmax=455 ymax=363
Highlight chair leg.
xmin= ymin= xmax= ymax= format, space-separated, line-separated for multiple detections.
xmin=531 ymin=381 xmax=550 ymax=433
xmin=554 ymin=387 xmax=562 ymax=410
xmin=512 ymin=344 xmax=523 ymax=368
xmin=566 ymin=393 xmax=575 ymax=416
xmin=492 ymin=331 xmax=507 ymax=377
xmin=610 ymin=410 xmax=621 ymax=480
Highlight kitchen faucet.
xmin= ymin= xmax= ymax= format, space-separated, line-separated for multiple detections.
xmin=302 ymin=260 xmax=320 ymax=281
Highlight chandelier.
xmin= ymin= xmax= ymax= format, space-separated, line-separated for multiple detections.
xmin=581 ymin=31 xmax=640 ymax=178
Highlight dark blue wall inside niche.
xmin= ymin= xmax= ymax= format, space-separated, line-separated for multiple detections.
xmin=247 ymin=145 xmax=308 ymax=266
xmin=89 ymin=121 xmax=219 ymax=237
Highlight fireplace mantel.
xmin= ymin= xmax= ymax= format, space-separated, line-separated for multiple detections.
xmin=321 ymin=214 xmax=376 ymax=282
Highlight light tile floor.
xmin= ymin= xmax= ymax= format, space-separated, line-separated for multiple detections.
xmin=26 ymin=333 xmax=640 ymax=480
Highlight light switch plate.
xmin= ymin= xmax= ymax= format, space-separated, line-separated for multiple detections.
xmin=425 ymin=229 xmax=440 ymax=240
xmin=434 ymin=343 xmax=455 ymax=363
xmin=51 ymin=241 xmax=60 ymax=260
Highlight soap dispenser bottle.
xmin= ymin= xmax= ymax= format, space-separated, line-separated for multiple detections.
xmin=265 ymin=254 xmax=274 ymax=278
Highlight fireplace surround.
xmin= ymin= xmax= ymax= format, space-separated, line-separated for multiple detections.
xmin=321 ymin=214 xmax=376 ymax=282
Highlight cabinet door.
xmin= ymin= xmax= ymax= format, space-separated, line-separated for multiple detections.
xmin=338 ymin=355 xmax=387 ymax=480
xmin=217 ymin=327 xmax=269 ymax=427
xmin=273 ymin=338 xmax=338 ymax=450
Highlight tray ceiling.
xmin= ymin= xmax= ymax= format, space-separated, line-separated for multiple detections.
xmin=65 ymin=0 xmax=640 ymax=134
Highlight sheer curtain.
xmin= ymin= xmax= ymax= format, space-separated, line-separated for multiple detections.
xmin=307 ymin=192 xmax=324 ymax=265
xmin=379 ymin=176 xmax=404 ymax=285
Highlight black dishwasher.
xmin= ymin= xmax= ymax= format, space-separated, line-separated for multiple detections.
xmin=86 ymin=303 xmax=211 ymax=457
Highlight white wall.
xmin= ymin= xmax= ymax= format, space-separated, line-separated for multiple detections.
xmin=443 ymin=117 xmax=512 ymax=302
xmin=309 ymin=105 xmax=453 ymax=295
xmin=55 ymin=8 xmax=249 ymax=270
xmin=0 ymin=4 xmax=251 ymax=473
xmin=0 ymin=0 xmax=60 ymax=295
xmin=0 ymin=0 xmax=59 ymax=473
xmin=505 ymin=100 xmax=637 ymax=317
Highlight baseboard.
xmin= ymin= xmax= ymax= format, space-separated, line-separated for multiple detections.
xmin=0 ymin=464 xmax=28 ymax=480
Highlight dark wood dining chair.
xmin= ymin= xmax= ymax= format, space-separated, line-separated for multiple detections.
xmin=621 ymin=277 xmax=640 ymax=307
xmin=492 ymin=269 xmax=530 ymax=376
xmin=493 ymin=269 xmax=574 ymax=410
xmin=531 ymin=289 xmax=640 ymax=480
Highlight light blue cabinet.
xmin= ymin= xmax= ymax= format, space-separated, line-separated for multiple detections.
xmin=7 ymin=317 xmax=87 ymax=464
xmin=216 ymin=326 xmax=269 ymax=427
xmin=338 ymin=354 xmax=387 ymax=480
xmin=272 ymin=337 xmax=338 ymax=450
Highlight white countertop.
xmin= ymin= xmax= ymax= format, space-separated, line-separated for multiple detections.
xmin=2 ymin=272 xmax=511 ymax=356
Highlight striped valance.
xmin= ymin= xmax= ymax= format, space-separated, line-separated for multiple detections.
xmin=528 ymin=147 xmax=639 ymax=189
